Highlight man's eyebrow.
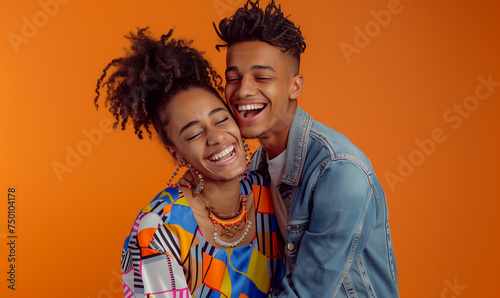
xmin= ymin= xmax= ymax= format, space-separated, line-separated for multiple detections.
xmin=251 ymin=65 xmax=275 ymax=72
xmin=179 ymin=107 xmax=226 ymax=134
xmin=225 ymin=65 xmax=275 ymax=74
xmin=225 ymin=66 xmax=238 ymax=74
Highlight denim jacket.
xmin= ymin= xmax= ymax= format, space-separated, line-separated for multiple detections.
xmin=250 ymin=108 xmax=399 ymax=297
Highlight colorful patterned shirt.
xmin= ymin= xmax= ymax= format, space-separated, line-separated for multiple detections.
xmin=121 ymin=173 xmax=284 ymax=297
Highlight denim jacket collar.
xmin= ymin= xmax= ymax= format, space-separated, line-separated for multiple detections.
xmin=250 ymin=107 xmax=312 ymax=187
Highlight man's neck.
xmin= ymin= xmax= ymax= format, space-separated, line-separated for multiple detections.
xmin=258 ymin=133 xmax=288 ymax=160
xmin=258 ymin=105 xmax=296 ymax=159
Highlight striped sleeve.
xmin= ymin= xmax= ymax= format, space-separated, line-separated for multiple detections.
xmin=121 ymin=188 xmax=191 ymax=298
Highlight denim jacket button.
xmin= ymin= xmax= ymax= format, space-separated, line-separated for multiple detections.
xmin=287 ymin=243 xmax=295 ymax=251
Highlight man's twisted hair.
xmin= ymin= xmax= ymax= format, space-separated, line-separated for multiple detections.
xmin=94 ymin=27 xmax=224 ymax=146
xmin=215 ymin=0 xmax=306 ymax=68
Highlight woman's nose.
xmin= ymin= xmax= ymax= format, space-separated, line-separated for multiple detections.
xmin=206 ymin=127 xmax=225 ymax=146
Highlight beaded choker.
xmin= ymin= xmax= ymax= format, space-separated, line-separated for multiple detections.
xmin=199 ymin=194 xmax=251 ymax=248
xmin=209 ymin=198 xmax=244 ymax=220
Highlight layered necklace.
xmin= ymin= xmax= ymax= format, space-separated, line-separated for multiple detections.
xmin=198 ymin=193 xmax=252 ymax=248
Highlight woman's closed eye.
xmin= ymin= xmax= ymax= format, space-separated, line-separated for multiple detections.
xmin=186 ymin=130 xmax=203 ymax=141
xmin=215 ymin=116 xmax=229 ymax=125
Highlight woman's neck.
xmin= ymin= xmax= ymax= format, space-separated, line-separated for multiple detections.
xmin=198 ymin=178 xmax=242 ymax=217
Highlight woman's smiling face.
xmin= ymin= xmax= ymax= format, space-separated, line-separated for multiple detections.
xmin=163 ymin=87 xmax=246 ymax=183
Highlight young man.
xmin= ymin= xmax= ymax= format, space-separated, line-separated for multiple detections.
xmin=216 ymin=1 xmax=399 ymax=297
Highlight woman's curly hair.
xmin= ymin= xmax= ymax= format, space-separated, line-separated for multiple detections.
xmin=94 ymin=27 xmax=224 ymax=146
xmin=215 ymin=0 xmax=306 ymax=68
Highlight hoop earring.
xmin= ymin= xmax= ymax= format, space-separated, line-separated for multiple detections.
xmin=188 ymin=164 xmax=204 ymax=196
xmin=240 ymin=139 xmax=253 ymax=180
xmin=168 ymin=162 xmax=185 ymax=188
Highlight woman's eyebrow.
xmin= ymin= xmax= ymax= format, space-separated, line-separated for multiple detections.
xmin=209 ymin=107 xmax=226 ymax=117
xmin=179 ymin=120 xmax=199 ymax=135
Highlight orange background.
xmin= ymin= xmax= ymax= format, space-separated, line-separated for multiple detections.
xmin=1 ymin=0 xmax=499 ymax=297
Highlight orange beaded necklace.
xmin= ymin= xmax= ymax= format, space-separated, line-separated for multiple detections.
xmin=199 ymin=194 xmax=251 ymax=248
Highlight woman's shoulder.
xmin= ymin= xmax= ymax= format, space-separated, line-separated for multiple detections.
xmin=139 ymin=187 xmax=180 ymax=214
xmin=124 ymin=187 xmax=197 ymax=243
xmin=129 ymin=187 xmax=185 ymax=228
xmin=123 ymin=187 xmax=194 ymax=254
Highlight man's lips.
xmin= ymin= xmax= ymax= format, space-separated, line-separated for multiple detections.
xmin=236 ymin=103 xmax=266 ymax=118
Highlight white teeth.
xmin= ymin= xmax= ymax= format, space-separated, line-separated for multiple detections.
xmin=237 ymin=104 xmax=265 ymax=111
xmin=210 ymin=145 xmax=235 ymax=163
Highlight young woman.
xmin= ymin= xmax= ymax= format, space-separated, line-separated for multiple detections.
xmin=94 ymin=28 xmax=284 ymax=297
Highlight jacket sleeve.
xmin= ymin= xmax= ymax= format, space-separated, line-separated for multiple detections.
xmin=121 ymin=210 xmax=191 ymax=298
xmin=278 ymin=159 xmax=378 ymax=297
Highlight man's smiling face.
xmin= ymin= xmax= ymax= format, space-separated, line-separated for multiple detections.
xmin=225 ymin=41 xmax=302 ymax=151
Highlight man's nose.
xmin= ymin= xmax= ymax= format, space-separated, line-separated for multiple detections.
xmin=237 ymin=76 xmax=258 ymax=98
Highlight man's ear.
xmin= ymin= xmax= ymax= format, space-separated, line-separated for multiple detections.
xmin=290 ymin=74 xmax=304 ymax=100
